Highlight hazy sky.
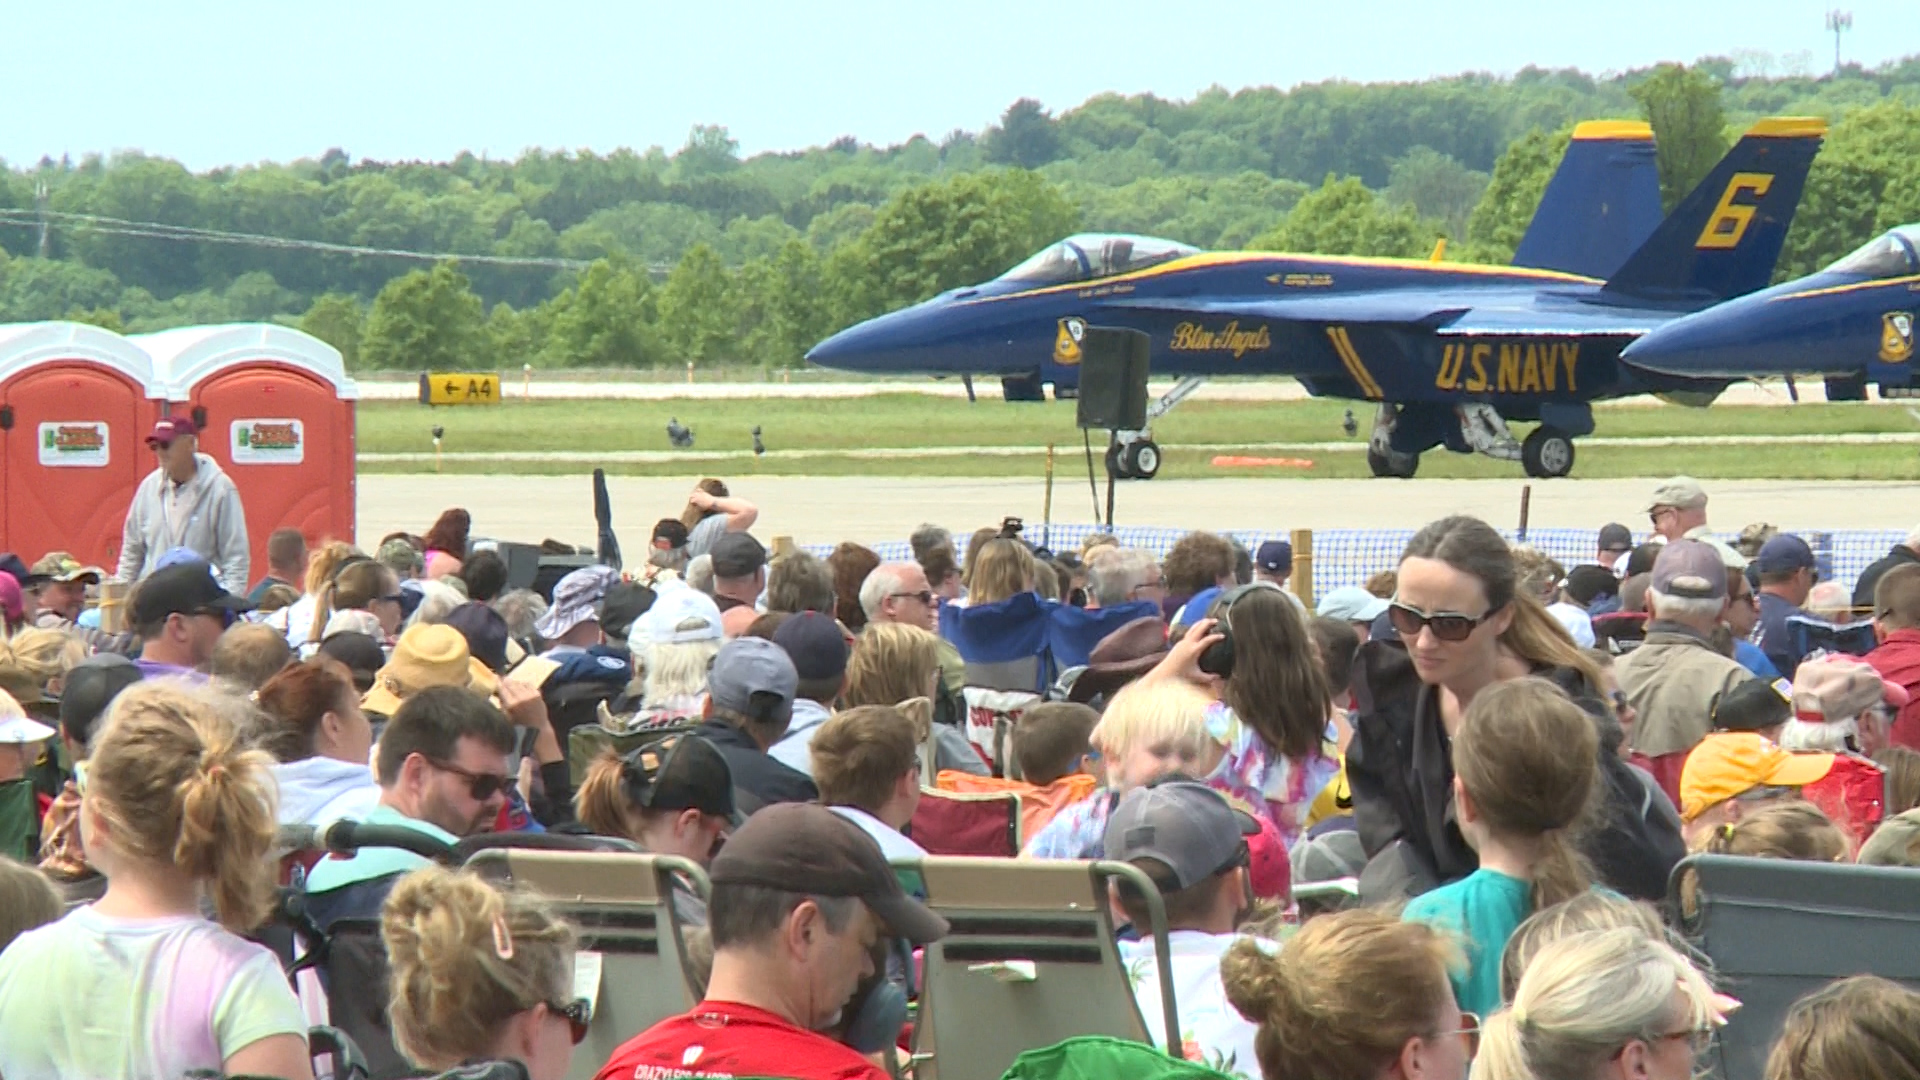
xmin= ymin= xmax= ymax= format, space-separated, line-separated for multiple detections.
xmin=14 ymin=0 xmax=1914 ymax=170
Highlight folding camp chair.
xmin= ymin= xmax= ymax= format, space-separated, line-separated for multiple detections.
xmin=901 ymin=856 xmax=1181 ymax=1080
xmin=910 ymin=787 xmax=1023 ymax=857
xmin=1677 ymin=854 xmax=1920 ymax=1080
xmin=463 ymin=847 xmax=711 ymax=1080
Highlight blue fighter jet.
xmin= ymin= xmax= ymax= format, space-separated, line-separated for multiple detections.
xmin=1620 ymin=224 xmax=1919 ymax=400
xmin=807 ymin=119 xmax=1827 ymax=479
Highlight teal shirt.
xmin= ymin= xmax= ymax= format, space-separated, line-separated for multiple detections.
xmin=1402 ymin=868 xmax=1530 ymax=1017
xmin=304 ymin=804 xmax=458 ymax=893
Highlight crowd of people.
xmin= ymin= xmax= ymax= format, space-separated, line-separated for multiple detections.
xmin=1 ymin=453 xmax=1919 ymax=1080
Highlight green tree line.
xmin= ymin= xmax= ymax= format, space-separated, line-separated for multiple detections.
xmin=1 ymin=56 xmax=1916 ymax=369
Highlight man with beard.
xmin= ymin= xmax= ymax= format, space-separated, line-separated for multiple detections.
xmin=304 ymin=685 xmax=516 ymax=929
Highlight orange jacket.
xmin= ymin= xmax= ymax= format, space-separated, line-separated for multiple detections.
xmin=936 ymin=770 xmax=1100 ymax=841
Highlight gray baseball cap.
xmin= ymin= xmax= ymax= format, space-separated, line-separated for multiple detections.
xmin=708 ymin=636 xmax=797 ymax=730
xmin=1651 ymin=539 xmax=1728 ymax=601
xmin=1103 ymin=779 xmax=1259 ymax=892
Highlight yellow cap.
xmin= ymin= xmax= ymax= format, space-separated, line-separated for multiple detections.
xmin=1679 ymin=732 xmax=1834 ymax=822
xmin=1746 ymin=117 xmax=1828 ymax=138
xmin=1572 ymin=120 xmax=1654 ymax=141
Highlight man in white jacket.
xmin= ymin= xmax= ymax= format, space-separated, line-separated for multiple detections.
xmin=116 ymin=417 xmax=251 ymax=588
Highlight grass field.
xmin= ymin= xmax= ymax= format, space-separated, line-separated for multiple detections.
xmin=357 ymin=395 xmax=1920 ymax=480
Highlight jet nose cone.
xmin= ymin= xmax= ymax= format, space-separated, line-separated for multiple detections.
xmin=1622 ymin=301 xmax=1798 ymax=380
xmin=806 ymin=306 xmax=928 ymax=372
xmin=803 ymin=324 xmax=867 ymax=368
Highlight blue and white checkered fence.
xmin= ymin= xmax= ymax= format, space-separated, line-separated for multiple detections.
xmin=805 ymin=526 xmax=1907 ymax=597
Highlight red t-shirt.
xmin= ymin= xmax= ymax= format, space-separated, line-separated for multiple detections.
xmin=595 ymin=1001 xmax=887 ymax=1080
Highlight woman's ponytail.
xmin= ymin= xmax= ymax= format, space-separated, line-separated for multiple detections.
xmin=86 ymin=680 xmax=279 ymax=932
xmin=1472 ymin=1006 xmax=1530 ymax=1080
xmin=176 ymin=729 xmax=278 ymax=931
xmin=574 ymin=749 xmax=635 ymax=840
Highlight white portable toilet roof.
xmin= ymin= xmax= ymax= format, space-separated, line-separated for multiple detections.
xmin=0 ymin=321 xmax=170 ymax=398
xmin=133 ymin=323 xmax=359 ymax=401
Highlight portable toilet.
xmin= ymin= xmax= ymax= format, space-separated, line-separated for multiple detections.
xmin=0 ymin=322 xmax=170 ymax=572
xmin=134 ymin=325 xmax=359 ymax=583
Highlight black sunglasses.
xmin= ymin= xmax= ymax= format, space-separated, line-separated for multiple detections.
xmin=1388 ymin=600 xmax=1502 ymax=643
xmin=427 ymin=757 xmax=513 ymax=801
xmin=889 ymin=589 xmax=935 ymax=605
xmin=546 ymin=997 xmax=592 ymax=1044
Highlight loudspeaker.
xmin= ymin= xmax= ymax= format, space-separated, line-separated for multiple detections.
xmin=1075 ymin=326 xmax=1150 ymax=431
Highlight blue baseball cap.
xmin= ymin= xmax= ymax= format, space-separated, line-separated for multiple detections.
xmin=1255 ymin=540 xmax=1293 ymax=573
xmin=1754 ymin=534 xmax=1816 ymax=575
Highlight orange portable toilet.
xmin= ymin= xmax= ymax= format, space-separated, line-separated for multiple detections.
xmin=134 ymin=325 xmax=359 ymax=585
xmin=0 ymin=322 xmax=168 ymax=572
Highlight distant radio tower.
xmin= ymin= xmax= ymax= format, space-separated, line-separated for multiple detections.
xmin=1827 ymin=9 xmax=1853 ymax=75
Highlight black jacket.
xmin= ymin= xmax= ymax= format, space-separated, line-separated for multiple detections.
xmin=1345 ymin=639 xmax=1686 ymax=904
xmin=1854 ymin=543 xmax=1920 ymax=610
xmin=695 ymin=720 xmax=819 ymax=815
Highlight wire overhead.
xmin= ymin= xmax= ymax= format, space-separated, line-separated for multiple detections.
xmin=0 ymin=207 xmax=639 ymax=271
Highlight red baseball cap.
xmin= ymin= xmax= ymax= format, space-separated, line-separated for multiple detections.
xmin=146 ymin=417 xmax=198 ymax=446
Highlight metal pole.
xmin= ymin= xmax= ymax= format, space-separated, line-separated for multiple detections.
xmin=1042 ymin=443 xmax=1055 ymax=552
xmin=1518 ymin=484 xmax=1533 ymax=544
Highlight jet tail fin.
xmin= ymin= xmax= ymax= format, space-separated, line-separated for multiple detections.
xmin=1601 ymin=117 xmax=1826 ymax=305
xmin=1512 ymin=121 xmax=1662 ymax=279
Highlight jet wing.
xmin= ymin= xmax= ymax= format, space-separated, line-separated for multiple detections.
xmin=1108 ymin=296 xmax=1658 ymax=337
xmin=1431 ymin=306 xmax=1662 ymax=338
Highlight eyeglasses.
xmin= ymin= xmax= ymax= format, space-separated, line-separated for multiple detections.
xmin=1624 ymin=1026 xmax=1714 ymax=1058
xmin=1442 ymin=1012 xmax=1481 ymax=1059
xmin=426 ymin=757 xmax=514 ymax=801
xmin=889 ymin=590 xmax=935 ymax=606
xmin=1388 ymin=600 xmax=1501 ymax=643
xmin=1649 ymin=507 xmax=1675 ymax=525
xmin=546 ymin=997 xmax=592 ymax=1045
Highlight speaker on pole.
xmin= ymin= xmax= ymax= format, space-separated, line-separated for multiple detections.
xmin=1074 ymin=326 xmax=1150 ymax=432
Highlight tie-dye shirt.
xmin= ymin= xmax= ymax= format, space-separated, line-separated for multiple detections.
xmin=1204 ymin=702 xmax=1340 ymax=851
xmin=0 ymin=906 xmax=306 ymax=1079
xmin=1023 ymin=704 xmax=1338 ymax=860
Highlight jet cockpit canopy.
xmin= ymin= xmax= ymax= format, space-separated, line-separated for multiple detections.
xmin=998 ymin=234 xmax=1200 ymax=286
xmin=1828 ymin=225 xmax=1920 ymax=279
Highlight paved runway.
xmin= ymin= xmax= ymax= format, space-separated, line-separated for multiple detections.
xmin=355 ymin=376 xmax=1835 ymax=406
xmin=358 ymin=475 xmax=1920 ymax=549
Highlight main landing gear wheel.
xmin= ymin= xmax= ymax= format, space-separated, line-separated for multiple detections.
xmin=1122 ymin=440 xmax=1161 ymax=480
xmin=1522 ymin=426 xmax=1576 ymax=478
xmin=1367 ymin=448 xmax=1419 ymax=478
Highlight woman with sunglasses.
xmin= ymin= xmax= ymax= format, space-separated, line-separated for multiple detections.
xmin=1476 ymin=927 xmax=1728 ymax=1080
xmin=384 ymin=863 xmax=588 ymax=1080
xmin=1346 ymin=515 xmax=1684 ymax=903
xmin=1219 ymin=908 xmax=1473 ymax=1080
xmin=308 ymin=558 xmax=404 ymax=653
